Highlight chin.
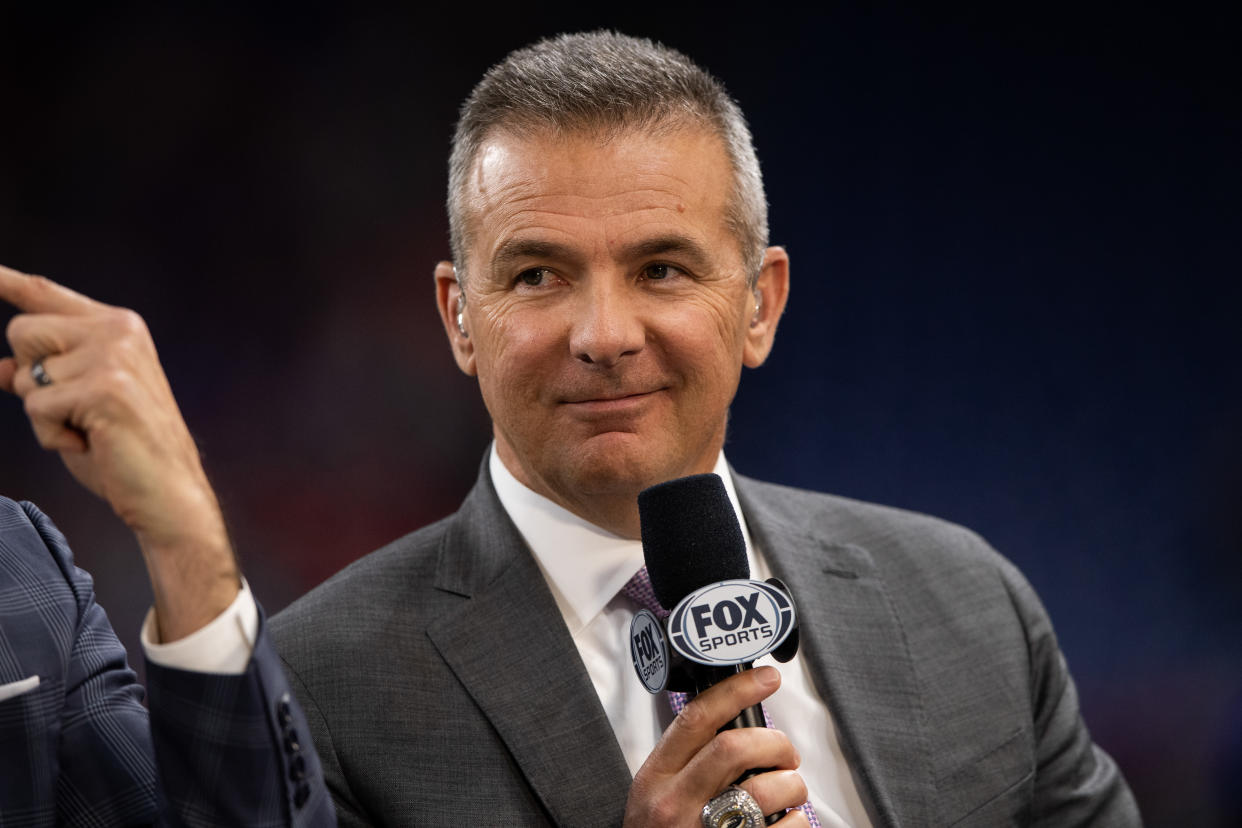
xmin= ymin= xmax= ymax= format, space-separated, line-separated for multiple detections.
xmin=564 ymin=436 xmax=690 ymax=496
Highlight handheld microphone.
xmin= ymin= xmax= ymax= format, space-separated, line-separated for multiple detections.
xmin=634 ymin=474 xmax=800 ymax=824
xmin=639 ymin=474 xmax=762 ymax=720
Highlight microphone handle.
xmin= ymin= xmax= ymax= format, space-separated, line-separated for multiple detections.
xmin=696 ymin=663 xmax=783 ymax=826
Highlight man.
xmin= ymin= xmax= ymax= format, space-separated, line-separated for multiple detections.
xmin=0 ymin=270 xmax=335 ymax=826
xmin=269 ymin=31 xmax=1139 ymax=827
xmin=2 ymin=30 xmax=1140 ymax=827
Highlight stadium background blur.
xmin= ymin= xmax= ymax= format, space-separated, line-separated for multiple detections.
xmin=1 ymin=4 xmax=1237 ymax=825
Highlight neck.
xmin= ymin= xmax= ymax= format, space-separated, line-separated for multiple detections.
xmin=492 ymin=445 xmax=731 ymax=541
xmin=502 ymin=458 xmax=644 ymax=539
xmin=550 ymin=491 xmax=643 ymax=540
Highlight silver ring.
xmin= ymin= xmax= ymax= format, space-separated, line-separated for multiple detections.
xmin=30 ymin=358 xmax=53 ymax=387
xmin=701 ymin=785 xmax=764 ymax=828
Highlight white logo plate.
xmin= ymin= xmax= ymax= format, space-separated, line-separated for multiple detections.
xmin=629 ymin=609 xmax=670 ymax=693
xmin=667 ymin=579 xmax=796 ymax=666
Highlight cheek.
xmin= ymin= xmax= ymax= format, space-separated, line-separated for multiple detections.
xmin=661 ymin=293 xmax=749 ymax=363
xmin=475 ymin=307 xmax=561 ymax=386
xmin=686 ymin=296 xmax=751 ymax=397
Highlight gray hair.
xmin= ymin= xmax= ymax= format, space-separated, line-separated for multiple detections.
xmin=447 ymin=31 xmax=768 ymax=284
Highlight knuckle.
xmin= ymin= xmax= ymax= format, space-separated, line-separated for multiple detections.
xmin=712 ymin=728 xmax=746 ymax=755
xmin=770 ymin=728 xmax=796 ymax=754
xmin=110 ymin=307 xmax=148 ymax=337
xmin=701 ymin=730 xmax=743 ymax=768
xmin=676 ymin=698 xmax=710 ymax=731
xmin=775 ymin=769 xmax=808 ymax=803
xmin=97 ymin=367 xmax=135 ymax=397
xmin=5 ymin=314 xmax=27 ymax=343
xmin=647 ymin=794 xmax=681 ymax=826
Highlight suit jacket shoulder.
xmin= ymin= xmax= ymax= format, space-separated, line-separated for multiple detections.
xmin=271 ymin=473 xmax=631 ymax=827
xmin=734 ymin=475 xmax=1141 ymax=827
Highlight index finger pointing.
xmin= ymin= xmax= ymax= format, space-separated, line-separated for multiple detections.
xmin=0 ymin=264 xmax=103 ymax=316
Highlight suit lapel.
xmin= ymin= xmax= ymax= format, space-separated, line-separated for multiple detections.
xmin=736 ymin=476 xmax=934 ymax=828
xmin=426 ymin=470 xmax=631 ymax=827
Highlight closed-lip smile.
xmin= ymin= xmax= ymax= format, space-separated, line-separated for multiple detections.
xmin=560 ymin=388 xmax=667 ymax=412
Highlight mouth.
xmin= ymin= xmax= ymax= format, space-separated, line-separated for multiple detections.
xmin=560 ymin=387 xmax=668 ymax=414
xmin=563 ymin=389 xmax=663 ymax=404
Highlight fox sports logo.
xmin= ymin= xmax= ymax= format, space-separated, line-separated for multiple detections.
xmin=667 ymin=579 xmax=796 ymax=665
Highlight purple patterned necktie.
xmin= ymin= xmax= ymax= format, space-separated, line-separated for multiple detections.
xmin=621 ymin=566 xmax=822 ymax=827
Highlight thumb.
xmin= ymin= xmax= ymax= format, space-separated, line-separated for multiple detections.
xmin=0 ymin=357 xmax=16 ymax=395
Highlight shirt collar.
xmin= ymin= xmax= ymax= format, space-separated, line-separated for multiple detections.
xmin=489 ymin=444 xmax=757 ymax=634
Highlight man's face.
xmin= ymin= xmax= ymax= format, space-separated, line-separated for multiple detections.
xmin=437 ymin=126 xmax=787 ymax=533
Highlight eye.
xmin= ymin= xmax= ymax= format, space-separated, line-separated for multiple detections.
xmin=516 ymin=267 xmax=550 ymax=287
xmin=641 ymin=263 xmax=684 ymax=281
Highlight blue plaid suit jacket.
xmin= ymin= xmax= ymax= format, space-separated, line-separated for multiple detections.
xmin=0 ymin=497 xmax=336 ymax=827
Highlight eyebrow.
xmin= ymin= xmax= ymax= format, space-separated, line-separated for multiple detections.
xmin=617 ymin=235 xmax=713 ymax=271
xmin=491 ymin=239 xmax=583 ymax=275
xmin=490 ymin=234 xmax=714 ymax=275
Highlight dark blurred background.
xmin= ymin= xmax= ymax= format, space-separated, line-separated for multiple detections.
xmin=1 ymin=2 xmax=1237 ymax=825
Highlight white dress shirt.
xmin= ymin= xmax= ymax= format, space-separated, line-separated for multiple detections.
xmin=490 ymin=447 xmax=873 ymax=828
xmin=140 ymin=578 xmax=257 ymax=674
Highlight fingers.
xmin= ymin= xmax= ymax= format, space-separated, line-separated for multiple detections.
xmin=738 ymin=770 xmax=810 ymax=823
xmin=0 ymin=357 xmax=15 ymax=394
xmin=625 ymin=667 xmax=806 ymax=827
xmin=1 ymin=267 xmax=109 ymax=397
xmin=7 ymin=349 xmax=90 ymax=399
xmin=652 ymin=666 xmax=782 ymax=773
xmin=771 ymin=809 xmax=812 ymax=827
xmin=0 ymin=264 xmax=102 ymax=316
xmin=5 ymin=313 xmax=94 ymax=367
xmin=21 ymin=383 xmax=89 ymax=453
xmin=645 ymin=665 xmax=779 ymax=779
xmin=679 ymin=727 xmax=800 ymax=808
xmin=15 ymin=346 xmax=114 ymax=453
xmin=653 ymin=667 xmax=797 ymax=801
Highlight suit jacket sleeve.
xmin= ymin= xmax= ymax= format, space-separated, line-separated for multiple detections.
xmin=146 ymin=611 xmax=337 ymax=827
xmin=996 ymin=556 xmax=1140 ymax=826
xmin=0 ymin=497 xmax=335 ymax=828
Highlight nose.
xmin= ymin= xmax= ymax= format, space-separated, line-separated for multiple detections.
xmin=569 ymin=279 xmax=645 ymax=367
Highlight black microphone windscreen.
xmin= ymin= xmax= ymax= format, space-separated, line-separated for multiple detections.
xmin=638 ymin=473 xmax=749 ymax=610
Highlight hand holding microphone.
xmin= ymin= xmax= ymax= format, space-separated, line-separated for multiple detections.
xmin=624 ymin=474 xmax=808 ymax=828
xmin=624 ymin=666 xmax=809 ymax=828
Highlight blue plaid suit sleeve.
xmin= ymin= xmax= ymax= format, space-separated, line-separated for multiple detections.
xmin=146 ymin=613 xmax=336 ymax=827
xmin=0 ymin=497 xmax=335 ymax=828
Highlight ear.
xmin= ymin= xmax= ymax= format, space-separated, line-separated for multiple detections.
xmin=742 ymin=246 xmax=790 ymax=368
xmin=434 ymin=260 xmax=476 ymax=376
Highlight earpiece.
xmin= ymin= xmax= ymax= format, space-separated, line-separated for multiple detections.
xmin=750 ymin=289 xmax=763 ymax=327
xmin=456 ymin=295 xmax=468 ymax=338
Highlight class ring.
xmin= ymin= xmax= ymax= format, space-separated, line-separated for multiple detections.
xmin=701 ymin=785 xmax=765 ymax=828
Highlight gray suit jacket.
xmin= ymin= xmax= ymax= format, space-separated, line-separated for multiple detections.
xmin=271 ymin=466 xmax=1139 ymax=827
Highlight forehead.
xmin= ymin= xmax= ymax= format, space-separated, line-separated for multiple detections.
xmin=462 ymin=126 xmax=737 ymax=268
